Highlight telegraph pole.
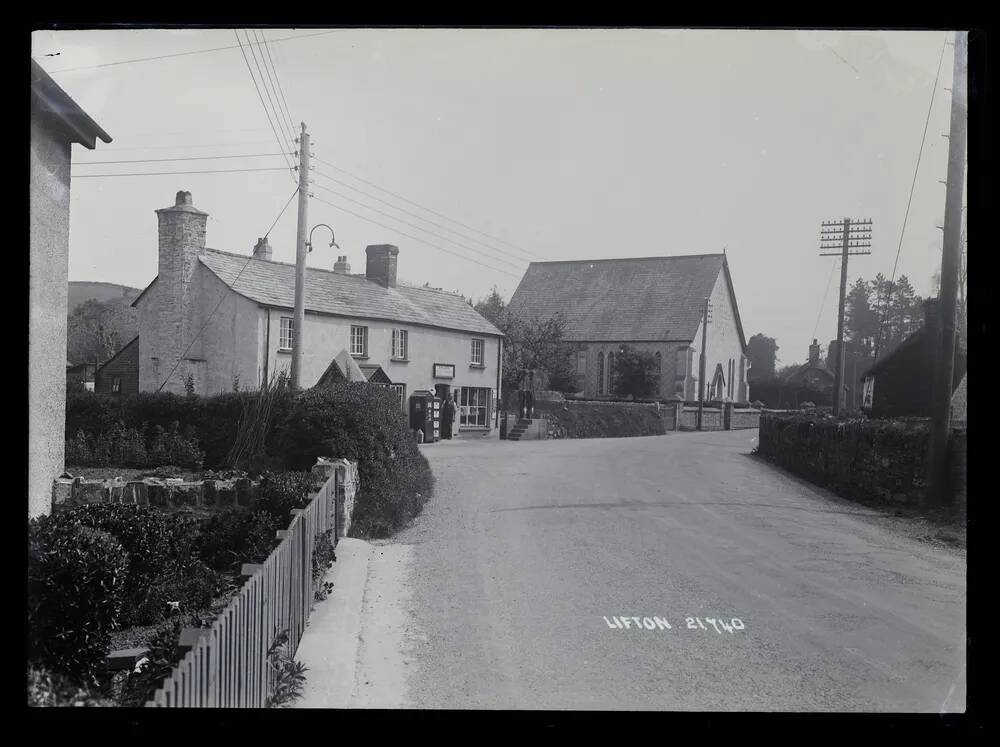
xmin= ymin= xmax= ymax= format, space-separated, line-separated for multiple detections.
xmin=697 ymin=297 xmax=712 ymax=430
xmin=927 ymin=31 xmax=968 ymax=506
xmin=820 ymin=217 xmax=872 ymax=415
xmin=290 ymin=122 xmax=311 ymax=390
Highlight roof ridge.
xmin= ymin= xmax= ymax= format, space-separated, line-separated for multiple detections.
xmin=528 ymin=253 xmax=725 ymax=266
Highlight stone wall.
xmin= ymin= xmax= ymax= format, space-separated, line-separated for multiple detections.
xmin=52 ymin=475 xmax=259 ymax=512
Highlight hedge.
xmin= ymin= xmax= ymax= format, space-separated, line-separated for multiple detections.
xmin=533 ymin=399 xmax=666 ymax=440
xmin=756 ymin=412 xmax=932 ymax=506
xmin=65 ymin=384 xmax=434 ymax=538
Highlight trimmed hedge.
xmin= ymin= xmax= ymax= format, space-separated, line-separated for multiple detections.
xmin=756 ymin=412 xmax=931 ymax=506
xmin=534 ymin=399 xmax=666 ymax=439
xmin=66 ymin=384 xmax=434 ymax=538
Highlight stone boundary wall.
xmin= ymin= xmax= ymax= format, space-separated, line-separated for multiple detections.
xmin=51 ymin=475 xmax=258 ymax=512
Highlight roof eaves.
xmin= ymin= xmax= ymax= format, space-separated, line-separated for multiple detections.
xmin=31 ymin=59 xmax=112 ymax=148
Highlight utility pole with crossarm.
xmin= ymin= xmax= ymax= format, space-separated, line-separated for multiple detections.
xmin=820 ymin=217 xmax=872 ymax=415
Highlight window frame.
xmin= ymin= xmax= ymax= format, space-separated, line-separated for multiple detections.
xmin=279 ymin=317 xmax=294 ymax=351
xmin=459 ymin=386 xmax=491 ymax=427
xmin=350 ymin=325 xmax=368 ymax=357
xmin=111 ymin=376 xmax=122 ymax=394
xmin=391 ymin=328 xmax=409 ymax=361
xmin=470 ymin=338 xmax=485 ymax=366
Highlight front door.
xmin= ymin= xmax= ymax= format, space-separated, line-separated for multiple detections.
xmin=434 ymin=384 xmax=450 ymax=402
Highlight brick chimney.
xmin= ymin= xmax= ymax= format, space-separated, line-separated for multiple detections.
xmin=253 ymin=237 xmax=272 ymax=261
xmin=154 ymin=190 xmax=208 ymax=393
xmin=808 ymin=339 xmax=820 ymax=366
xmin=333 ymin=255 xmax=351 ymax=274
xmin=365 ymin=244 xmax=398 ymax=288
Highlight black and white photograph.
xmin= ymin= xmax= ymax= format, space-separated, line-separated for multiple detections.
xmin=28 ymin=26 xmax=973 ymax=715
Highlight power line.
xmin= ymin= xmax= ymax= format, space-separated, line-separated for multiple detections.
xmin=234 ymin=30 xmax=297 ymax=183
xmin=311 ymin=170 xmax=528 ymax=269
xmin=259 ymin=30 xmax=298 ymax=141
xmin=44 ymin=29 xmax=341 ymax=74
xmin=312 ymin=155 xmax=546 ymax=261
xmin=74 ymin=153 xmax=290 ymax=165
xmin=247 ymin=29 xmax=296 ymax=150
xmin=311 ymin=194 xmax=522 ymax=279
xmin=157 ymin=185 xmax=300 ymax=392
xmin=812 ymin=258 xmax=839 ymax=340
xmin=873 ymin=32 xmax=949 ymax=360
xmin=310 ymin=181 xmax=525 ymax=271
xmin=73 ymin=167 xmax=289 ymax=178
xmin=86 ymin=141 xmax=277 ymax=153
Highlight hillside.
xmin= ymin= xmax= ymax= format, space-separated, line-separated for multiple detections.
xmin=68 ymin=281 xmax=141 ymax=312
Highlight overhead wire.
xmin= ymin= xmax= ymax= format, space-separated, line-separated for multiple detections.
xmin=310 ymin=181 xmax=525 ymax=271
xmin=73 ymin=153 xmax=291 ymax=165
xmin=72 ymin=167 xmax=290 ymax=178
xmin=233 ymin=30 xmax=298 ymax=183
xmin=311 ymin=171 xmax=527 ymax=270
xmin=43 ymin=29 xmax=341 ymax=74
xmin=246 ymin=29 xmax=297 ymax=150
xmin=311 ymin=194 xmax=522 ymax=279
xmin=259 ymin=30 xmax=299 ymax=141
xmin=312 ymin=155 xmax=546 ymax=262
xmin=873 ymin=32 xmax=950 ymax=360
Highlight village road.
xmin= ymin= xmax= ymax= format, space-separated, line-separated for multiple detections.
xmin=349 ymin=430 xmax=966 ymax=711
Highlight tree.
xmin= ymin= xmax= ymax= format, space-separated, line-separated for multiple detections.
xmin=473 ymin=286 xmax=507 ymax=329
xmin=66 ymin=297 xmax=137 ymax=366
xmin=746 ymin=333 xmax=778 ymax=381
xmin=472 ymin=288 xmax=576 ymax=393
xmin=611 ymin=346 xmax=659 ymax=399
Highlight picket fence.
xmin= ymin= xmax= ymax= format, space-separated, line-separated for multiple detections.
xmin=145 ymin=458 xmax=346 ymax=708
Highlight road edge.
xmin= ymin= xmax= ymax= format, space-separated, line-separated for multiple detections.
xmin=293 ymin=537 xmax=373 ymax=708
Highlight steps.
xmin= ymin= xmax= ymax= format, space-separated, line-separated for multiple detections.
xmin=506 ymin=419 xmax=535 ymax=442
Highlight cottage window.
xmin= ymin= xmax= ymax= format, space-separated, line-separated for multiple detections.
xmin=597 ymin=352 xmax=605 ymax=395
xmin=279 ymin=317 xmax=294 ymax=351
xmin=351 ymin=325 xmax=368 ymax=357
xmin=576 ymin=351 xmax=587 ymax=376
xmin=471 ymin=338 xmax=485 ymax=366
xmin=112 ymin=376 xmax=121 ymax=394
xmin=389 ymin=383 xmax=406 ymax=410
xmin=392 ymin=329 xmax=408 ymax=360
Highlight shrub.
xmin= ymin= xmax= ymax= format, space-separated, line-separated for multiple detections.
xmin=61 ymin=505 xmax=172 ymax=626
xmin=28 ymin=518 xmax=128 ymax=681
xmin=312 ymin=529 xmax=336 ymax=602
xmin=265 ymin=630 xmax=307 ymax=708
xmin=117 ymin=617 xmax=185 ymax=707
xmin=611 ymin=345 xmax=660 ymax=399
xmin=196 ymin=509 xmax=281 ymax=573
xmin=27 ymin=666 xmax=115 ymax=707
xmin=257 ymin=470 xmax=317 ymax=522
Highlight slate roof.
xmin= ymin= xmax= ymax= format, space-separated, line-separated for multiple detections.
xmin=189 ymin=249 xmax=502 ymax=336
xmin=508 ymin=254 xmax=738 ymax=343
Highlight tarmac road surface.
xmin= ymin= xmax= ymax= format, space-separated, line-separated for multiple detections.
xmin=348 ymin=430 xmax=966 ymax=711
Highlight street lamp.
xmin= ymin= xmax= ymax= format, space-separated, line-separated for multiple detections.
xmin=306 ymin=223 xmax=338 ymax=254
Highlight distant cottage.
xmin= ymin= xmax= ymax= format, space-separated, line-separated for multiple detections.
xmin=133 ymin=191 xmax=504 ymax=432
xmin=862 ymin=298 xmax=966 ymax=419
xmin=507 ymin=254 xmax=750 ymax=402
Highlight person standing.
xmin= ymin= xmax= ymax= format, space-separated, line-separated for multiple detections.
xmin=441 ymin=393 xmax=456 ymax=439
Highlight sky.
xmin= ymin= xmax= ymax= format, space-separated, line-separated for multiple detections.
xmin=32 ymin=28 xmax=962 ymax=366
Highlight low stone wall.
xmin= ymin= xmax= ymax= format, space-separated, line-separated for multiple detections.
xmin=52 ymin=475 xmax=258 ymax=512
xmin=731 ymin=408 xmax=762 ymax=430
